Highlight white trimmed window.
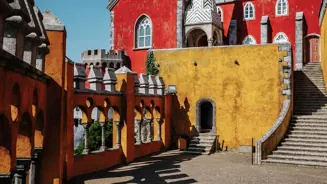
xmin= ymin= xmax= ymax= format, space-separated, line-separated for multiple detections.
xmin=273 ymin=32 xmax=289 ymax=43
xmin=217 ymin=6 xmax=223 ymax=22
xmin=243 ymin=35 xmax=257 ymax=45
xmin=276 ymin=0 xmax=288 ymax=16
xmin=135 ymin=16 xmax=152 ymax=48
xmin=244 ymin=2 xmax=255 ymax=20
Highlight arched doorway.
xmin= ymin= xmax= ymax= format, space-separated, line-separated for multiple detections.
xmin=200 ymin=102 xmax=213 ymax=131
xmin=196 ymin=98 xmax=216 ymax=134
xmin=186 ymin=29 xmax=208 ymax=47
xmin=305 ymin=35 xmax=320 ymax=63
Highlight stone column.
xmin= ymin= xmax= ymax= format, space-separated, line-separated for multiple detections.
xmin=208 ymin=38 xmax=213 ymax=47
xmin=260 ymin=16 xmax=269 ymax=44
xmin=100 ymin=122 xmax=107 ymax=151
xmin=155 ymin=118 xmax=162 ymax=141
xmin=23 ymin=33 xmax=37 ymax=65
xmin=14 ymin=173 xmax=23 ymax=184
xmin=228 ymin=20 xmax=237 ymax=45
xmin=295 ymin=12 xmax=304 ymax=71
xmin=135 ymin=119 xmax=142 ymax=145
xmin=3 ymin=16 xmax=22 ymax=56
xmin=82 ymin=124 xmax=90 ymax=154
xmin=35 ymin=43 xmax=49 ymax=71
xmin=146 ymin=118 xmax=153 ymax=142
xmin=115 ymin=120 xmax=121 ymax=148
xmin=29 ymin=159 xmax=36 ymax=184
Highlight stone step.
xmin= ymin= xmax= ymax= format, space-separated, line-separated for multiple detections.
xmin=290 ymin=122 xmax=327 ymax=127
xmin=293 ymin=109 xmax=327 ymax=113
xmin=293 ymin=111 xmax=327 ymax=116
xmin=281 ymin=141 xmax=327 ymax=148
xmin=289 ymin=130 xmax=327 ymax=136
xmin=189 ymin=142 xmax=212 ymax=147
xmin=184 ymin=150 xmax=206 ymax=155
xmin=291 ymin=119 xmax=327 ymax=123
xmin=284 ymin=138 xmax=327 ymax=144
xmin=289 ymin=125 xmax=327 ymax=131
xmin=273 ymin=149 xmax=327 ymax=157
xmin=293 ymin=115 xmax=327 ymax=120
xmin=262 ymin=158 xmax=327 ymax=167
xmin=187 ymin=147 xmax=211 ymax=152
xmin=267 ymin=154 xmax=327 ymax=163
xmin=278 ymin=145 xmax=327 ymax=152
xmin=287 ymin=134 xmax=327 ymax=140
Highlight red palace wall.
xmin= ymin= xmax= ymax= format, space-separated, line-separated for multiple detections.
xmin=112 ymin=0 xmax=177 ymax=74
xmin=111 ymin=0 xmax=321 ymax=72
xmin=219 ymin=0 xmax=321 ymax=67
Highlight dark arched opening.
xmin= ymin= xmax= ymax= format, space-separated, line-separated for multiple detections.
xmin=200 ymin=102 xmax=213 ymax=131
xmin=196 ymin=98 xmax=216 ymax=134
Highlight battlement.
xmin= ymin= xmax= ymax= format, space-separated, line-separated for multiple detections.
xmin=74 ymin=64 xmax=165 ymax=95
xmin=81 ymin=49 xmax=128 ymax=69
xmin=0 ymin=0 xmax=51 ymax=72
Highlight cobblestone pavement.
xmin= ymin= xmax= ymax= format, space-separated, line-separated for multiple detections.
xmin=71 ymin=150 xmax=327 ymax=184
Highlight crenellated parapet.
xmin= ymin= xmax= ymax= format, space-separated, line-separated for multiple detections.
xmin=81 ymin=49 xmax=129 ymax=70
xmin=0 ymin=0 xmax=50 ymax=72
xmin=74 ymin=64 xmax=166 ymax=96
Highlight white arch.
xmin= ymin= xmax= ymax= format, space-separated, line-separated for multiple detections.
xmin=134 ymin=14 xmax=153 ymax=49
xmin=273 ymin=32 xmax=289 ymax=43
xmin=244 ymin=2 xmax=255 ymax=20
xmin=276 ymin=0 xmax=288 ymax=16
xmin=242 ymin=35 xmax=257 ymax=45
xmin=217 ymin=6 xmax=223 ymax=22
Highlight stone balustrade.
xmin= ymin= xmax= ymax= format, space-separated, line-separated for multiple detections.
xmin=74 ymin=64 xmax=166 ymax=96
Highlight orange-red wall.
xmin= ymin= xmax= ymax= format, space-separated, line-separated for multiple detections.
xmin=112 ymin=0 xmax=177 ymax=74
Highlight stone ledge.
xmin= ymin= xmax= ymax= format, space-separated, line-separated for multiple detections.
xmin=74 ymin=89 xmax=123 ymax=96
xmin=0 ymin=49 xmax=50 ymax=83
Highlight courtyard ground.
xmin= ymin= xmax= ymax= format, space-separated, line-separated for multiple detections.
xmin=71 ymin=150 xmax=327 ymax=184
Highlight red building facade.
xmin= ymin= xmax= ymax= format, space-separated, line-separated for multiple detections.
xmin=108 ymin=0 xmax=322 ymax=73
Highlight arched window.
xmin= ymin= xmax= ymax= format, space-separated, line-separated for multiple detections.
xmin=276 ymin=0 xmax=288 ymax=16
xmin=135 ymin=15 xmax=152 ymax=49
xmin=242 ymin=35 xmax=257 ymax=45
xmin=244 ymin=2 xmax=255 ymax=20
xmin=273 ymin=32 xmax=289 ymax=43
xmin=217 ymin=6 xmax=223 ymax=23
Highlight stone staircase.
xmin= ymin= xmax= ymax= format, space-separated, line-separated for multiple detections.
xmin=262 ymin=62 xmax=327 ymax=167
xmin=185 ymin=133 xmax=216 ymax=155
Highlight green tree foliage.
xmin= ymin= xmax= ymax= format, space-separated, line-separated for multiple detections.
xmin=146 ymin=50 xmax=159 ymax=75
xmin=74 ymin=120 xmax=113 ymax=156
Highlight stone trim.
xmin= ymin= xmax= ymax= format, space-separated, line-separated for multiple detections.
xmin=195 ymin=98 xmax=217 ymax=134
xmin=0 ymin=49 xmax=50 ymax=83
xmin=176 ymin=0 xmax=184 ymax=48
xmin=107 ymin=0 xmax=119 ymax=11
xmin=295 ymin=12 xmax=304 ymax=71
xmin=255 ymin=44 xmax=292 ymax=164
xmin=319 ymin=0 xmax=327 ymax=26
xmin=260 ymin=16 xmax=269 ymax=44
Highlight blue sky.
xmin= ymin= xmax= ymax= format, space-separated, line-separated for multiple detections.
xmin=35 ymin=0 xmax=111 ymax=62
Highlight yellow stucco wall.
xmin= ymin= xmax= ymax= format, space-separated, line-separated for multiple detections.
xmin=154 ymin=45 xmax=286 ymax=149
xmin=321 ymin=13 xmax=327 ymax=91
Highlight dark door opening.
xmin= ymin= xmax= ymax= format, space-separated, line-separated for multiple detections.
xmin=200 ymin=102 xmax=213 ymax=131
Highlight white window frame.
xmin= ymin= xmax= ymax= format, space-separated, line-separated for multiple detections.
xmin=244 ymin=2 xmax=255 ymax=20
xmin=273 ymin=32 xmax=289 ymax=43
xmin=242 ymin=35 xmax=257 ymax=45
xmin=134 ymin=15 xmax=153 ymax=49
xmin=217 ymin=6 xmax=224 ymax=23
xmin=275 ymin=0 xmax=289 ymax=16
